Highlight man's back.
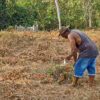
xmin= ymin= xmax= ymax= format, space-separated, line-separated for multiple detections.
xmin=70 ymin=29 xmax=99 ymax=58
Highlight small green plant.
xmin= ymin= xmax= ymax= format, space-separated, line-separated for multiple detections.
xmin=55 ymin=65 xmax=61 ymax=69
xmin=47 ymin=64 xmax=73 ymax=83
xmin=7 ymin=26 xmax=14 ymax=30
xmin=55 ymin=65 xmax=64 ymax=73
xmin=62 ymin=72 xmax=67 ymax=76
xmin=47 ymin=68 xmax=54 ymax=76
xmin=61 ymin=72 xmax=72 ymax=79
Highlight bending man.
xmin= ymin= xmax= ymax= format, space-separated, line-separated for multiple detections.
xmin=59 ymin=26 xmax=99 ymax=87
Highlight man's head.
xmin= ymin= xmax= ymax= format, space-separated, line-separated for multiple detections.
xmin=59 ymin=26 xmax=70 ymax=38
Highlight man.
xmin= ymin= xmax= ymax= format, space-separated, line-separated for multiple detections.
xmin=59 ymin=26 xmax=99 ymax=87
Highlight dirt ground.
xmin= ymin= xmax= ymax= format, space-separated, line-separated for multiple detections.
xmin=0 ymin=29 xmax=100 ymax=100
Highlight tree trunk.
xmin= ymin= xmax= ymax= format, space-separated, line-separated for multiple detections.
xmin=89 ymin=10 xmax=92 ymax=28
xmin=55 ymin=0 xmax=61 ymax=29
xmin=82 ymin=0 xmax=92 ymax=28
xmin=88 ymin=0 xmax=92 ymax=28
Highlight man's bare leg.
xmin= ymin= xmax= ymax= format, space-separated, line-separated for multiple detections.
xmin=72 ymin=76 xmax=79 ymax=87
xmin=89 ymin=75 xmax=95 ymax=87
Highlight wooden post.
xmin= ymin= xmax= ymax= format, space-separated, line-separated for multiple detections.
xmin=55 ymin=0 xmax=61 ymax=30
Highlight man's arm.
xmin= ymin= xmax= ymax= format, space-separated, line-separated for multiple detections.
xmin=66 ymin=34 xmax=78 ymax=62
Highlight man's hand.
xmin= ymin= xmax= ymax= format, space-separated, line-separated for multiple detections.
xmin=66 ymin=55 xmax=71 ymax=60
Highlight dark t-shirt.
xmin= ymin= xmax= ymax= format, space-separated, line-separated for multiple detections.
xmin=71 ymin=29 xmax=99 ymax=58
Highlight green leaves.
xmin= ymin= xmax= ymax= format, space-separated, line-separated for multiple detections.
xmin=0 ymin=0 xmax=100 ymax=30
xmin=0 ymin=0 xmax=8 ymax=29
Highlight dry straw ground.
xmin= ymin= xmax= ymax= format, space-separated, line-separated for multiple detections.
xmin=0 ymin=29 xmax=100 ymax=100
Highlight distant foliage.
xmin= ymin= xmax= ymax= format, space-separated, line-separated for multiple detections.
xmin=0 ymin=0 xmax=100 ymax=30
xmin=0 ymin=0 xmax=8 ymax=29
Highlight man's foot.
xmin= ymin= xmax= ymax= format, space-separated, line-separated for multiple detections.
xmin=89 ymin=75 xmax=95 ymax=87
xmin=72 ymin=82 xmax=78 ymax=87
xmin=72 ymin=77 xmax=79 ymax=87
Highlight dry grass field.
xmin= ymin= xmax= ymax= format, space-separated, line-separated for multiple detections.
xmin=0 ymin=29 xmax=100 ymax=100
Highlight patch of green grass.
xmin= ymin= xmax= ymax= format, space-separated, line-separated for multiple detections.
xmin=47 ymin=64 xmax=64 ymax=76
xmin=47 ymin=68 xmax=54 ymax=76
xmin=47 ymin=64 xmax=73 ymax=83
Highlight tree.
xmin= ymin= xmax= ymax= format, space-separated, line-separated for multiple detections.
xmin=0 ymin=0 xmax=8 ymax=29
xmin=0 ymin=0 xmax=99 ymax=30
xmin=55 ymin=0 xmax=61 ymax=29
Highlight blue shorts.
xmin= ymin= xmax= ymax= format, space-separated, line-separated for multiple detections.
xmin=73 ymin=56 xmax=97 ymax=78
